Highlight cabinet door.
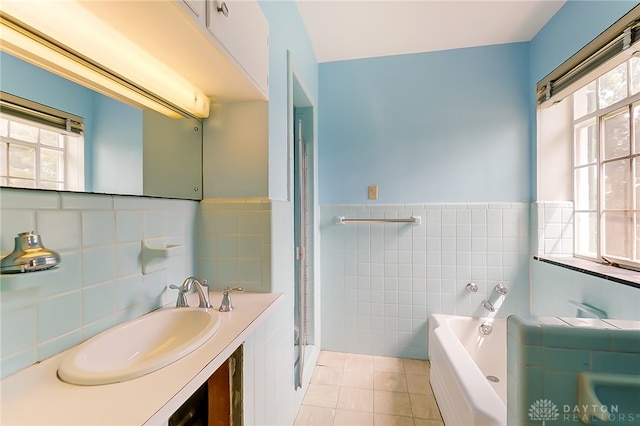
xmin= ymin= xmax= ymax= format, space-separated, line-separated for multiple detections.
xmin=206 ymin=0 xmax=269 ymax=95
xmin=180 ymin=0 xmax=206 ymax=26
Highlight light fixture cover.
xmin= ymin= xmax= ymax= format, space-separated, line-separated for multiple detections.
xmin=0 ymin=2 xmax=211 ymax=119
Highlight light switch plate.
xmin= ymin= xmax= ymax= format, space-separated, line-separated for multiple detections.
xmin=368 ymin=185 xmax=378 ymax=200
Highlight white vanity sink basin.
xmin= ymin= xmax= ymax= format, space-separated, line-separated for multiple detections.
xmin=58 ymin=308 xmax=221 ymax=385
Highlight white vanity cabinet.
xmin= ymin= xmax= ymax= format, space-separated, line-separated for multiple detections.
xmin=205 ymin=0 xmax=269 ymax=97
xmin=180 ymin=0 xmax=206 ymax=26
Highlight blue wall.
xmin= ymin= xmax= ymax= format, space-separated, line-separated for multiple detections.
xmin=318 ymin=43 xmax=531 ymax=204
xmin=92 ymin=95 xmax=143 ymax=195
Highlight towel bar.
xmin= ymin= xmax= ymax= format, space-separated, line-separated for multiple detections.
xmin=335 ymin=216 xmax=421 ymax=225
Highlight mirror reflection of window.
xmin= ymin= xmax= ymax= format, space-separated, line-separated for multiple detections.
xmin=0 ymin=93 xmax=84 ymax=191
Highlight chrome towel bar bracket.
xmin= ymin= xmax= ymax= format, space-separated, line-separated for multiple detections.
xmin=336 ymin=216 xmax=422 ymax=225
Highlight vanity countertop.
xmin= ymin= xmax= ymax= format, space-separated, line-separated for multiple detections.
xmin=0 ymin=291 xmax=283 ymax=425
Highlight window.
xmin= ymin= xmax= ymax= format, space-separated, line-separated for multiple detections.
xmin=573 ymin=56 xmax=640 ymax=268
xmin=0 ymin=93 xmax=84 ymax=191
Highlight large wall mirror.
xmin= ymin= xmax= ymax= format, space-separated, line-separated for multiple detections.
xmin=0 ymin=51 xmax=203 ymax=200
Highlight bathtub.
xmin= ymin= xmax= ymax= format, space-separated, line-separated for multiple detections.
xmin=428 ymin=314 xmax=507 ymax=426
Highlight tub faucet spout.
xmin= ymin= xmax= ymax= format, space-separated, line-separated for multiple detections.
xmin=481 ymin=299 xmax=495 ymax=312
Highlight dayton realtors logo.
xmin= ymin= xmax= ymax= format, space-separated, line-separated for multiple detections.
xmin=528 ymin=399 xmax=560 ymax=425
xmin=529 ymin=398 xmax=639 ymax=424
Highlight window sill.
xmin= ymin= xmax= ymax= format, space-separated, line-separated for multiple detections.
xmin=533 ymin=256 xmax=640 ymax=289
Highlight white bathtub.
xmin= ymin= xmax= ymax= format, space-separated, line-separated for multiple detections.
xmin=428 ymin=314 xmax=507 ymax=426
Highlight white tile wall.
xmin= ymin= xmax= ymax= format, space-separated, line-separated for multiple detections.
xmin=532 ymin=201 xmax=574 ymax=257
xmin=197 ymin=198 xmax=272 ymax=292
xmin=0 ymin=188 xmax=198 ymax=378
xmin=321 ymin=203 xmax=531 ymax=359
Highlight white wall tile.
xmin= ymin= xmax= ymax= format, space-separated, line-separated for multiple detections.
xmin=0 ymin=210 xmax=36 ymax=253
xmin=1 ymin=188 xmax=59 ymax=209
xmin=36 ymin=210 xmax=82 ymax=251
xmin=82 ymin=211 xmax=116 ymax=247
xmin=321 ymin=203 xmax=531 ymax=358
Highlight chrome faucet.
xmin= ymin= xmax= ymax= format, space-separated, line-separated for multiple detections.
xmin=481 ymin=299 xmax=495 ymax=312
xmin=219 ymin=287 xmax=244 ymax=312
xmin=169 ymin=276 xmax=212 ymax=308
xmin=494 ymin=283 xmax=508 ymax=295
xmin=169 ymin=279 xmax=190 ymax=308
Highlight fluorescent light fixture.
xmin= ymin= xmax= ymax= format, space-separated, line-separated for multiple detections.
xmin=0 ymin=3 xmax=210 ymax=119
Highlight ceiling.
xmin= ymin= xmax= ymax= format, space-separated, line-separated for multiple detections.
xmin=296 ymin=0 xmax=566 ymax=63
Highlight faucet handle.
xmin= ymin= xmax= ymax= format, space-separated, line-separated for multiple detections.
xmin=494 ymin=283 xmax=508 ymax=295
xmin=219 ymin=287 xmax=245 ymax=312
xmin=169 ymin=284 xmax=190 ymax=308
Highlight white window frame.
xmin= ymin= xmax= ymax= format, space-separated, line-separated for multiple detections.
xmin=0 ymin=94 xmax=84 ymax=192
xmin=572 ymin=57 xmax=640 ymax=269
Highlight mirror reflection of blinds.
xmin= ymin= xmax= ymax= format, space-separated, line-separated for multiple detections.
xmin=0 ymin=91 xmax=83 ymax=134
xmin=536 ymin=4 xmax=640 ymax=106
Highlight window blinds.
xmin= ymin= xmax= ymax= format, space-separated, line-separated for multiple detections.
xmin=536 ymin=4 xmax=640 ymax=106
xmin=0 ymin=91 xmax=84 ymax=134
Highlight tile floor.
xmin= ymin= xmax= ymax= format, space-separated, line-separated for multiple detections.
xmin=294 ymin=351 xmax=445 ymax=426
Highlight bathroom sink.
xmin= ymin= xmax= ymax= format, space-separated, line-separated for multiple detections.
xmin=58 ymin=308 xmax=221 ymax=385
xmin=578 ymin=372 xmax=640 ymax=424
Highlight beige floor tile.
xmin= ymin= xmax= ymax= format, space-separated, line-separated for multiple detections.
xmin=345 ymin=353 xmax=374 ymax=371
xmin=337 ymin=387 xmax=374 ymax=412
xmin=312 ymin=365 xmax=344 ymax=386
xmin=373 ymin=356 xmax=405 ymax=373
xmin=342 ymin=369 xmax=374 ymax=389
xmin=373 ymin=371 xmax=407 ymax=392
xmin=298 ymin=353 xmax=444 ymax=426
xmin=374 ymin=413 xmax=415 ymax=426
xmin=413 ymin=419 xmax=444 ymax=426
xmin=409 ymin=394 xmax=442 ymax=420
xmin=303 ymin=383 xmax=340 ymax=408
xmin=318 ymin=351 xmax=348 ymax=368
xmin=333 ymin=409 xmax=374 ymax=426
xmin=294 ymin=405 xmax=335 ymax=426
xmin=405 ymin=374 xmax=432 ymax=395
xmin=402 ymin=359 xmax=429 ymax=376
xmin=373 ymin=391 xmax=413 ymax=417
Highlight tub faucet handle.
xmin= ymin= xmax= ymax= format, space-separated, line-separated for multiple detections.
xmin=494 ymin=283 xmax=508 ymax=295
xmin=219 ymin=287 xmax=245 ymax=312
xmin=479 ymin=322 xmax=493 ymax=335
xmin=466 ymin=282 xmax=478 ymax=293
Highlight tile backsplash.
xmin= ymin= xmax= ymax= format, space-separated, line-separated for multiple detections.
xmin=0 ymin=188 xmax=197 ymax=378
xmin=197 ymin=198 xmax=273 ymax=293
xmin=320 ymin=202 xmax=531 ymax=359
